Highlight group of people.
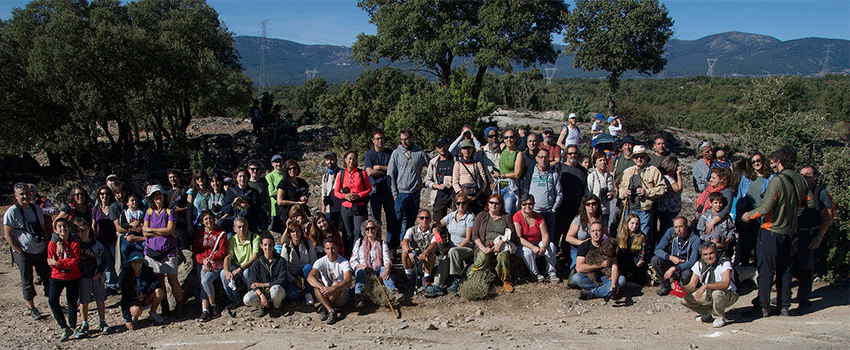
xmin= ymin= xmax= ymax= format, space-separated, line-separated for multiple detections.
xmin=3 ymin=119 xmax=833 ymax=341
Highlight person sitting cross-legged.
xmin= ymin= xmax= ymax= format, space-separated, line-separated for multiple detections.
xmin=572 ymin=222 xmax=625 ymax=300
xmin=243 ymin=234 xmax=290 ymax=318
xmin=680 ymin=241 xmax=739 ymax=328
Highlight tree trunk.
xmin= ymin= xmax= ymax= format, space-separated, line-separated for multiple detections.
xmin=45 ymin=150 xmax=66 ymax=170
xmin=152 ymin=108 xmax=164 ymax=155
xmin=436 ymin=59 xmax=452 ymax=86
xmin=99 ymin=118 xmax=116 ymax=148
xmin=471 ymin=66 xmax=487 ymax=101
xmin=607 ymin=71 xmax=622 ymax=116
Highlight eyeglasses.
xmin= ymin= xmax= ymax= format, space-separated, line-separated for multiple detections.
xmin=751 ymin=158 xmax=762 ymax=163
xmin=488 ymin=201 xmax=501 ymax=205
xmin=503 ymin=135 xmax=516 ymax=139
xmin=585 ymin=202 xmax=599 ymax=206
xmin=249 ymin=167 xmax=259 ymax=171
xmin=567 ymin=152 xmax=577 ymax=155
xmin=365 ymin=226 xmax=378 ymax=231
xmin=418 ymin=216 xmax=431 ymax=220
xmin=455 ymin=201 xmax=468 ymax=206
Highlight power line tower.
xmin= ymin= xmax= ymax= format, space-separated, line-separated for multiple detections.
xmin=822 ymin=44 xmax=834 ymax=75
xmin=305 ymin=68 xmax=318 ymax=80
xmin=259 ymin=19 xmax=270 ymax=94
xmin=543 ymin=66 xmax=558 ymax=85
xmin=706 ymin=58 xmax=718 ymax=77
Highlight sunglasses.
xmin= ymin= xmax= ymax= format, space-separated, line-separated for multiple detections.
xmin=567 ymin=152 xmax=577 ymax=155
xmin=521 ymin=202 xmax=534 ymax=207
xmin=503 ymin=135 xmax=516 ymax=139
xmin=288 ymin=167 xmax=298 ymax=171
xmin=98 ymin=192 xmax=109 ymax=196
xmin=249 ymin=167 xmax=259 ymax=171
xmin=418 ymin=216 xmax=431 ymax=220
xmin=585 ymin=202 xmax=599 ymax=206
xmin=365 ymin=226 xmax=378 ymax=231
xmin=489 ymin=201 xmax=501 ymax=205
xmin=455 ymin=201 xmax=468 ymax=205
xmin=487 ymin=134 xmax=497 ymax=138
xmin=752 ymin=158 xmax=762 ymax=163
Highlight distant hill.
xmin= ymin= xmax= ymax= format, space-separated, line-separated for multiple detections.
xmin=234 ymin=31 xmax=849 ymax=85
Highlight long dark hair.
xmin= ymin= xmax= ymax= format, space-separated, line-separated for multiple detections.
xmin=68 ymin=186 xmax=91 ymax=208
xmin=282 ymin=159 xmax=300 ymax=182
xmin=579 ymin=194 xmax=602 ymax=230
xmin=95 ymin=185 xmax=115 ymax=207
xmin=730 ymin=158 xmax=750 ymax=191
xmin=190 ymin=170 xmax=211 ymax=194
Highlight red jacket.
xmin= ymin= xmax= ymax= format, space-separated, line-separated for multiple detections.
xmin=48 ymin=239 xmax=80 ymax=280
xmin=334 ymin=168 xmax=372 ymax=208
xmin=193 ymin=227 xmax=229 ymax=270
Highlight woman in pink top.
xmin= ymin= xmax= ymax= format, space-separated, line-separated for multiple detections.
xmin=334 ymin=150 xmax=372 ymax=257
xmin=513 ymin=194 xmax=558 ymax=283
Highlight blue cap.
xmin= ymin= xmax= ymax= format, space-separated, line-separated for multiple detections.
xmin=125 ymin=252 xmax=147 ymax=266
xmin=607 ymin=116 xmax=618 ymax=123
xmin=484 ymin=126 xmax=498 ymax=140
xmin=595 ymin=113 xmax=605 ymax=122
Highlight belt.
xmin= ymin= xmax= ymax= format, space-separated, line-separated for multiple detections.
xmin=796 ymin=227 xmax=820 ymax=236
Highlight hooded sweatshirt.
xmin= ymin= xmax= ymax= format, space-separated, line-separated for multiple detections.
xmin=387 ymin=143 xmax=430 ymax=197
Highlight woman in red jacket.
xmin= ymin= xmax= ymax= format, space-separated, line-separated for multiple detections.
xmin=334 ymin=150 xmax=372 ymax=258
xmin=47 ymin=217 xmax=81 ymax=342
xmin=192 ymin=210 xmax=228 ymax=322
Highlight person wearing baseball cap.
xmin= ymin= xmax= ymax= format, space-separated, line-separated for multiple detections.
xmin=618 ymin=144 xmax=666 ymax=236
xmin=120 ymin=251 xmax=166 ymax=330
xmin=425 ymin=137 xmax=455 ymax=220
xmin=557 ymin=113 xmax=580 ymax=151
xmin=265 ymin=155 xmax=286 ymax=227
xmin=608 ymin=116 xmax=622 ymax=138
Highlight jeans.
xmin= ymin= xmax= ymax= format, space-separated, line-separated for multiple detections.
xmin=12 ymin=250 xmax=50 ymax=301
xmin=354 ymin=266 xmax=397 ymax=294
xmin=220 ymin=265 xmax=252 ymax=302
xmin=650 ymin=255 xmax=693 ymax=288
xmin=370 ymin=184 xmax=400 ymax=247
xmin=538 ymin=210 xmax=557 ymax=244
xmin=197 ymin=264 xmax=222 ymax=301
xmin=521 ymin=242 xmax=557 ymax=277
xmin=394 ymin=191 xmax=421 ymax=250
xmin=500 ymin=187 xmax=518 ymax=215
xmin=625 ymin=207 xmax=653 ymax=236
xmin=48 ymin=278 xmax=79 ymax=330
xmin=102 ymin=243 xmax=118 ymax=290
xmin=283 ymin=264 xmax=313 ymax=300
xmin=571 ymin=272 xmax=626 ymax=298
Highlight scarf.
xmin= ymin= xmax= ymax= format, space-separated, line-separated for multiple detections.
xmin=694 ymin=184 xmax=726 ymax=212
xmin=359 ymin=237 xmax=383 ymax=269
xmin=698 ymin=257 xmax=728 ymax=285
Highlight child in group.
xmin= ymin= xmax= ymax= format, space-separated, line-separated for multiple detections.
xmin=616 ymin=214 xmax=649 ymax=285
xmin=591 ymin=113 xmax=605 ymax=148
xmin=121 ymin=252 xmax=166 ymax=330
xmin=47 ymin=218 xmax=82 ymax=342
xmin=74 ymin=217 xmax=109 ymax=334
xmin=697 ymin=192 xmax=736 ymax=257
xmin=120 ymin=193 xmax=146 ymax=262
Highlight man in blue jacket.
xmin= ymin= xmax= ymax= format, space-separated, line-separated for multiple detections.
xmin=652 ymin=217 xmax=701 ymax=296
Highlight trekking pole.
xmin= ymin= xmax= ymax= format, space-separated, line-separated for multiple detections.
xmin=382 ymin=284 xmax=400 ymax=318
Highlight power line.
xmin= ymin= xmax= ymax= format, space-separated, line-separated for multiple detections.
xmin=259 ymin=19 xmax=270 ymax=94
xmin=305 ymin=68 xmax=318 ymax=80
xmin=543 ymin=66 xmax=558 ymax=85
xmin=822 ymin=44 xmax=834 ymax=75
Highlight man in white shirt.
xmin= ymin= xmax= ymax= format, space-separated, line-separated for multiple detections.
xmin=308 ymin=238 xmax=352 ymax=325
xmin=681 ymin=241 xmax=738 ymax=328
xmin=3 ymin=183 xmax=49 ymax=320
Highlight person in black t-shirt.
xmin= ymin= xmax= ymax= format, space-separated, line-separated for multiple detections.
xmin=426 ymin=138 xmax=455 ymax=221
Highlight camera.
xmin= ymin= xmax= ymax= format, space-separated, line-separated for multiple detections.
xmin=31 ymin=233 xmax=44 ymax=243
xmin=463 ymin=130 xmax=472 ymax=139
xmin=340 ymin=187 xmax=351 ymax=194
xmin=599 ymin=188 xmax=608 ymax=199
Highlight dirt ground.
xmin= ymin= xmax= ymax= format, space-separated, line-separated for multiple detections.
xmin=1 ymin=111 xmax=847 ymax=349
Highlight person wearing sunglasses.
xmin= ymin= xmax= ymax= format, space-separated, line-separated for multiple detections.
xmin=470 ymin=194 xmax=520 ymax=293
xmin=401 ymin=209 xmax=439 ymax=287
xmin=424 ymin=193 xmax=476 ymax=297
xmin=495 ymin=129 xmax=524 ymax=215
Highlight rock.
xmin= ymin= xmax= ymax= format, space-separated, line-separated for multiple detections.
xmin=426 ymin=323 xmax=438 ymax=330
xmin=227 ymin=319 xmax=235 ymax=326
xmin=300 ymin=315 xmax=312 ymax=323
xmin=646 ymin=310 xmax=654 ymax=315
xmin=397 ymin=324 xmax=409 ymax=331
xmin=328 ymin=343 xmax=337 ymax=348
xmin=476 ymin=309 xmax=484 ymax=316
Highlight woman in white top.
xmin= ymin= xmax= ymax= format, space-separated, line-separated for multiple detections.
xmin=557 ymin=113 xmax=581 ymax=150
xmin=586 ymin=152 xmax=617 ymax=228
xmin=280 ymin=221 xmax=317 ymax=305
xmin=424 ymin=193 xmax=475 ymax=297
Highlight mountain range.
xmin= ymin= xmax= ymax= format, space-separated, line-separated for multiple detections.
xmin=233 ymin=31 xmax=849 ymax=86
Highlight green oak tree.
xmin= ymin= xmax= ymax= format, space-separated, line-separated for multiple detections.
xmin=564 ymin=0 xmax=673 ymax=116
xmin=353 ymin=0 xmax=568 ymax=99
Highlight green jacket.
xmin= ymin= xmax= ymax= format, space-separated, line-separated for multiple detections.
xmin=747 ymin=169 xmax=808 ymax=235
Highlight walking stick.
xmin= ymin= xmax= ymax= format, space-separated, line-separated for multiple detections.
xmin=382 ymin=284 xmax=400 ymax=318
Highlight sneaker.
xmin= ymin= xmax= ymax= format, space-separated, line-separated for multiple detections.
xmin=422 ymin=276 xmax=432 ymax=287
xmin=354 ymin=294 xmax=365 ymax=308
xmin=76 ymin=322 xmax=89 ymax=334
xmin=59 ymin=328 xmax=73 ymax=342
xmin=30 ymin=308 xmax=43 ymax=321
xmin=99 ymin=320 xmax=109 ymax=333
xmin=697 ymin=314 xmax=714 ymax=323
xmin=423 ymin=285 xmax=445 ymax=298
xmin=71 ymin=328 xmax=85 ymax=339
xmin=150 ymin=312 xmax=165 ymax=325
xmin=391 ymin=290 xmax=404 ymax=302
xmin=326 ymin=309 xmax=338 ymax=325
xmin=603 ymin=288 xmax=616 ymax=302
xmin=211 ymin=305 xmax=221 ymax=318
xmin=712 ymin=317 xmax=727 ymax=328
xmin=319 ymin=308 xmax=329 ymax=322
xmin=549 ymin=275 xmax=561 ymax=283
xmin=255 ymin=307 xmax=268 ymax=318
xmin=761 ymin=308 xmax=770 ymax=318
xmin=579 ymin=290 xmax=593 ymax=300
xmin=780 ymin=307 xmax=791 ymax=317
xmin=447 ymin=278 xmax=461 ymax=293
xmin=503 ymin=282 xmax=514 ymax=293
xmin=305 ymin=294 xmax=315 ymax=306
xmin=199 ymin=310 xmax=211 ymax=322
xmin=536 ymin=274 xmax=545 ymax=283
xmin=656 ymin=286 xmax=671 ymax=296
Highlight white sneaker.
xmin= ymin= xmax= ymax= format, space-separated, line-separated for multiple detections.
xmin=536 ymin=274 xmax=545 ymax=283
xmin=549 ymin=275 xmax=561 ymax=283
xmin=305 ymin=294 xmax=315 ymax=306
xmin=712 ymin=317 xmax=726 ymax=328
xmin=697 ymin=314 xmax=713 ymax=323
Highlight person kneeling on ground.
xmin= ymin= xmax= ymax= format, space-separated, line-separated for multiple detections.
xmin=681 ymin=241 xmax=738 ymax=328
xmin=351 ymin=219 xmax=402 ymax=308
xmin=652 ymin=217 xmax=701 ymax=296
xmin=121 ymin=252 xmax=166 ymax=331
xmin=308 ymin=237 xmax=353 ymax=325
xmin=244 ymin=234 xmax=290 ymax=317
xmin=572 ymin=222 xmax=625 ymax=300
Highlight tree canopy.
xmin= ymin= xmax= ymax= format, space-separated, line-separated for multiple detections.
xmin=352 ymin=0 xmax=568 ymax=99
xmin=564 ymin=0 xmax=674 ymax=115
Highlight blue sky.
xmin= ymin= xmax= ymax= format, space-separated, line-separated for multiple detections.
xmin=1 ymin=1 xmax=848 ymax=46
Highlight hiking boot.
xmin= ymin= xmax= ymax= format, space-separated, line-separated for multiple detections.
xmin=503 ymin=282 xmax=514 ymax=293
xmin=391 ymin=290 xmax=404 ymax=302
xmin=656 ymin=285 xmax=671 ymax=296
xmin=354 ymin=294 xmax=365 ymax=308
xmin=319 ymin=308 xmax=329 ymax=322
xmin=579 ymin=290 xmax=593 ymax=300
xmin=99 ymin=320 xmax=110 ymax=333
xmin=326 ymin=309 xmax=338 ymax=325
xmin=305 ymin=294 xmax=315 ymax=306
xmin=423 ymin=285 xmax=445 ymax=298
xmin=76 ymin=322 xmax=89 ymax=334
xmin=211 ymin=305 xmax=221 ymax=318
xmin=255 ymin=307 xmax=268 ymax=318
xmin=712 ymin=317 xmax=727 ymax=328
xmin=603 ymin=288 xmax=616 ymax=302
xmin=199 ymin=310 xmax=212 ymax=322
xmin=447 ymin=278 xmax=461 ymax=293
xmin=150 ymin=312 xmax=165 ymax=325
xmin=30 ymin=308 xmax=44 ymax=321
xmin=697 ymin=314 xmax=714 ymax=323
xmin=59 ymin=328 xmax=73 ymax=342
xmin=780 ymin=307 xmax=791 ymax=317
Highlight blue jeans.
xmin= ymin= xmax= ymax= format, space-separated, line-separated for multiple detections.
xmin=572 ymin=272 xmax=626 ymax=298
xmin=354 ymin=266 xmax=397 ymax=294
xmin=625 ymin=208 xmax=653 ymax=236
xmin=569 ymin=246 xmax=578 ymax=270
xmin=370 ymin=184 xmax=400 ymax=247
xmin=220 ymin=265 xmax=252 ymax=302
xmin=500 ymin=187 xmax=518 ymax=215
xmin=101 ymin=243 xmax=118 ymax=290
xmin=284 ymin=264 xmax=313 ymax=300
xmin=394 ymin=191 xmax=421 ymax=249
